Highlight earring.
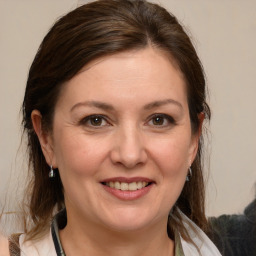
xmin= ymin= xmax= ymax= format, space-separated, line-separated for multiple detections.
xmin=186 ymin=167 xmax=192 ymax=182
xmin=49 ymin=165 xmax=55 ymax=178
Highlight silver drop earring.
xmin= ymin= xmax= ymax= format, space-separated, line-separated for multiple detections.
xmin=186 ymin=167 xmax=192 ymax=182
xmin=49 ymin=165 xmax=55 ymax=178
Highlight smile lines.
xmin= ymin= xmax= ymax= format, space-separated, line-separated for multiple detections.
xmin=103 ymin=181 xmax=150 ymax=191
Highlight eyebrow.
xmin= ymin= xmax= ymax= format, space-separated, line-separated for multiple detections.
xmin=143 ymin=99 xmax=183 ymax=110
xmin=70 ymin=99 xmax=183 ymax=112
xmin=70 ymin=101 xmax=114 ymax=112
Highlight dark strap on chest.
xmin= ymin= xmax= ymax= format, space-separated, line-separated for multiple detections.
xmin=8 ymin=233 xmax=21 ymax=256
xmin=51 ymin=209 xmax=67 ymax=256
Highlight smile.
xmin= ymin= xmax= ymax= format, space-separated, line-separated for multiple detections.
xmin=101 ymin=177 xmax=154 ymax=200
xmin=103 ymin=181 xmax=150 ymax=191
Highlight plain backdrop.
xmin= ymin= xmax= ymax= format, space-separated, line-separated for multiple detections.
xmin=0 ymin=0 xmax=255 ymax=216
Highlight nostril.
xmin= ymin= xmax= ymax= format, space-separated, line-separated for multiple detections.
xmin=109 ymin=138 xmax=148 ymax=168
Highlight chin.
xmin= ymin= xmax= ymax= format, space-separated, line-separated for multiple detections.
xmin=107 ymin=220 xmax=150 ymax=233
xmin=100 ymin=209 xmax=158 ymax=232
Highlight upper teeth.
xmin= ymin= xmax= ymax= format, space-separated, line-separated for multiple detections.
xmin=106 ymin=181 xmax=149 ymax=191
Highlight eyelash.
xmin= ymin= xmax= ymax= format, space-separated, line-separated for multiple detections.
xmin=79 ymin=115 xmax=110 ymax=127
xmin=79 ymin=114 xmax=175 ymax=128
xmin=147 ymin=114 xmax=175 ymax=128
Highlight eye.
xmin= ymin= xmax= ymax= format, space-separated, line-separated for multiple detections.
xmin=80 ymin=115 xmax=109 ymax=127
xmin=147 ymin=114 xmax=175 ymax=127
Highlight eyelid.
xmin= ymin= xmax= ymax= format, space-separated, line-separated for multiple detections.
xmin=79 ymin=114 xmax=110 ymax=127
xmin=146 ymin=113 xmax=176 ymax=126
xmin=78 ymin=113 xmax=175 ymax=128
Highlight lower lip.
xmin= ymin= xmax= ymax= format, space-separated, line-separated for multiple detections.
xmin=102 ymin=184 xmax=153 ymax=201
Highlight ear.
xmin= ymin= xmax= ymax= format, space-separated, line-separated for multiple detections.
xmin=31 ymin=110 xmax=57 ymax=167
xmin=188 ymin=112 xmax=205 ymax=165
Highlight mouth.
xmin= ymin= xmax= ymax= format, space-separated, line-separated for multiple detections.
xmin=101 ymin=181 xmax=152 ymax=191
xmin=100 ymin=177 xmax=154 ymax=200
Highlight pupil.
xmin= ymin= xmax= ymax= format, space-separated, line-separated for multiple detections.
xmin=153 ymin=116 xmax=163 ymax=125
xmin=91 ymin=117 xmax=102 ymax=126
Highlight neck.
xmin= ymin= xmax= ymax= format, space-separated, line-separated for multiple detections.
xmin=59 ymin=212 xmax=174 ymax=256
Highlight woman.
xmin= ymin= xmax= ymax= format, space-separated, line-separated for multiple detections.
xmin=5 ymin=0 xmax=221 ymax=255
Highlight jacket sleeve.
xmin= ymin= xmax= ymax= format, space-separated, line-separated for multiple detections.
xmin=208 ymin=200 xmax=256 ymax=256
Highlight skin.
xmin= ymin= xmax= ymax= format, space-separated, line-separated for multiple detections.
xmin=32 ymin=47 xmax=202 ymax=256
xmin=0 ymin=233 xmax=9 ymax=256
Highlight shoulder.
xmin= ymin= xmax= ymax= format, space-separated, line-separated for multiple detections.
xmin=19 ymin=230 xmax=56 ymax=256
xmin=178 ymin=210 xmax=222 ymax=256
xmin=0 ymin=233 xmax=10 ymax=256
xmin=210 ymin=199 xmax=256 ymax=235
xmin=208 ymin=200 xmax=256 ymax=256
xmin=244 ymin=199 xmax=256 ymax=223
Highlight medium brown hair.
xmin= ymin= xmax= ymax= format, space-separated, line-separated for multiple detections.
xmin=22 ymin=0 xmax=210 ymax=241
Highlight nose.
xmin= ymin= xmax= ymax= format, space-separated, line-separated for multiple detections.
xmin=110 ymin=126 xmax=148 ymax=169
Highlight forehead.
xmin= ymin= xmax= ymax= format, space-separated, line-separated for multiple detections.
xmin=56 ymin=47 xmax=187 ymax=110
xmin=78 ymin=47 xmax=183 ymax=84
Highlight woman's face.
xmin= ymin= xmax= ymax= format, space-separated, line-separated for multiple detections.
xmin=42 ymin=48 xmax=199 ymax=232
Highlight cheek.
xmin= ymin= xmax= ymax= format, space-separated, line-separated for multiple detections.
xmin=53 ymin=130 xmax=108 ymax=178
xmin=147 ymin=136 xmax=191 ymax=213
xmin=149 ymin=134 xmax=191 ymax=176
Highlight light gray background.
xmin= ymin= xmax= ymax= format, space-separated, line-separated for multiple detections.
xmin=0 ymin=0 xmax=255 ymax=216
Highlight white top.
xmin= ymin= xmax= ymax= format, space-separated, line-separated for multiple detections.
xmin=19 ymin=211 xmax=222 ymax=256
xmin=20 ymin=231 xmax=56 ymax=256
xmin=179 ymin=211 xmax=222 ymax=256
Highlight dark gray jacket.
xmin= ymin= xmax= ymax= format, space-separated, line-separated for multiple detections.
xmin=208 ymin=199 xmax=256 ymax=256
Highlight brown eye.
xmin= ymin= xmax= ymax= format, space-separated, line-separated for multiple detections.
xmin=90 ymin=116 xmax=103 ymax=126
xmin=152 ymin=116 xmax=164 ymax=125
xmin=80 ymin=115 xmax=109 ymax=127
xmin=148 ymin=114 xmax=175 ymax=127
